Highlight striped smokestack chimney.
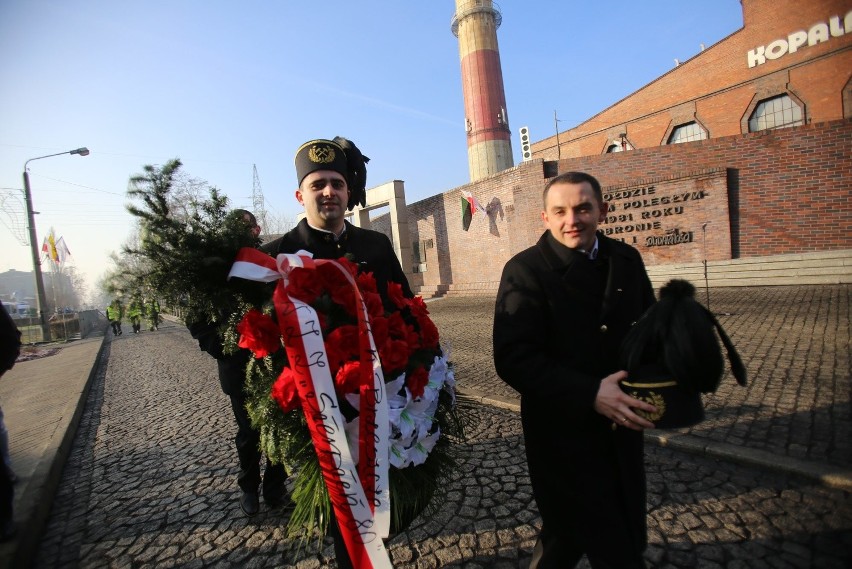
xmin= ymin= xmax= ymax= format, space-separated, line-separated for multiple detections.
xmin=452 ymin=0 xmax=514 ymax=182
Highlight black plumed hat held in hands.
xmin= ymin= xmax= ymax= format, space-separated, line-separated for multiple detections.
xmin=619 ymin=279 xmax=747 ymax=429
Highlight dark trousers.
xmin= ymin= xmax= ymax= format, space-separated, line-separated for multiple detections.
xmin=529 ymin=525 xmax=646 ymax=569
xmin=228 ymin=389 xmax=286 ymax=495
xmin=328 ymin=515 xmax=354 ymax=569
xmin=110 ymin=320 xmax=121 ymax=335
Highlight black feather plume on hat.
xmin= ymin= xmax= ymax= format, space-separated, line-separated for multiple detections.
xmin=620 ymin=279 xmax=746 ymax=393
xmin=333 ymin=136 xmax=370 ymax=211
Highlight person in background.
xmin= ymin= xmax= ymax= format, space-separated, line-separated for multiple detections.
xmin=106 ymin=299 xmax=123 ymax=336
xmin=188 ymin=209 xmax=288 ymax=517
xmin=0 ymin=303 xmax=22 ymax=541
xmin=147 ymin=297 xmax=160 ymax=331
xmin=261 ymin=137 xmax=412 ymax=569
xmin=128 ymin=295 xmax=143 ymax=334
xmin=493 ymin=171 xmax=657 ymax=568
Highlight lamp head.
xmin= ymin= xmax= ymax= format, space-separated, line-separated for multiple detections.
xmin=71 ymin=147 xmax=90 ymax=157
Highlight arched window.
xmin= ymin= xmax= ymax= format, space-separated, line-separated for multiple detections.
xmin=606 ymin=136 xmax=632 ymax=153
xmin=748 ymin=95 xmax=803 ymax=132
xmin=668 ymin=122 xmax=707 ymax=144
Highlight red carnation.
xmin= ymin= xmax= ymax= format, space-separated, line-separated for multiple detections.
xmin=387 ymin=281 xmax=409 ymax=309
xmin=335 ymin=256 xmax=360 ymax=279
xmin=405 ymin=323 xmax=419 ymax=355
xmin=417 ymin=315 xmax=440 ymax=350
xmin=357 ymin=271 xmax=378 ymax=294
xmin=271 ymin=366 xmax=301 ymax=413
xmin=286 ymin=267 xmax=323 ymax=304
xmin=317 ymin=261 xmax=351 ymax=289
xmin=236 ymin=309 xmax=281 ymax=358
xmin=363 ymin=291 xmax=384 ymax=319
xmin=380 ymin=338 xmax=410 ymax=373
xmin=325 ymin=324 xmax=360 ymax=374
xmin=335 ymin=360 xmax=363 ymax=394
xmin=386 ymin=311 xmax=408 ymax=340
xmin=370 ymin=316 xmax=389 ymax=347
xmin=408 ymin=296 xmax=429 ymax=318
xmin=406 ymin=367 xmax=429 ymax=399
xmin=317 ymin=262 xmax=357 ymax=315
xmin=333 ymin=286 xmax=358 ymax=316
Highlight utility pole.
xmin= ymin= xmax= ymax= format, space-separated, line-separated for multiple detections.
xmin=554 ymin=110 xmax=562 ymax=160
xmin=22 ymin=147 xmax=89 ymax=342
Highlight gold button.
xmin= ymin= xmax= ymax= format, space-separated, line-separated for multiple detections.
xmin=600 ymin=324 xmax=608 ymax=333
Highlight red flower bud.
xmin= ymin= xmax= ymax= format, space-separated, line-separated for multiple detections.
xmin=236 ymin=309 xmax=281 ymax=358
xmin=271 ymin=366 xmax=300 ymax=413
xmin=406 ymin=367 xmax=429 ymax=399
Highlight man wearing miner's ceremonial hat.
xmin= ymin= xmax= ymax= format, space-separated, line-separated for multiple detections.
xmin=262 ymin=137 xmax=413 ymax=568
xmin=263 ymin=137 xmax=412 ymax=303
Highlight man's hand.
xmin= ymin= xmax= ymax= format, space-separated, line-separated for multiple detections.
xmin=593 ymin=371 xmax=657 ymax=431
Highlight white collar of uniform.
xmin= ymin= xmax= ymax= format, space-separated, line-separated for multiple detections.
xmin=306 ymin=220 xmax=347 ymax=241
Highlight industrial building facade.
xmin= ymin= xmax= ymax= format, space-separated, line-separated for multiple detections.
xmin=531 ymin=0 xmax=852 ymax=159
xmin=371 ymin=0 xmax=852 ymax=295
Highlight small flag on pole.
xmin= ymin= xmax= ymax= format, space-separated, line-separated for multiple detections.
xmin=461 ymin=190 xmax=485 ymax=231
xmin=41 ymin=229 xmax=71 ymax=265
xmin=41 ymin=230 xmax=60 ymax=264
xmin=56 ymin=237 xmax=71 ymax=264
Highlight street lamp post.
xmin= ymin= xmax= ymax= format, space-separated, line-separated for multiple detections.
xmin=22 ymin=147 xmax=89 ymax=342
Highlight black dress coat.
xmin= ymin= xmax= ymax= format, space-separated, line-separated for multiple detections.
xmin=261 ymin=218 xmax=413 ymax=300
xmin=493 ymin=231 xmax=656 ymax=559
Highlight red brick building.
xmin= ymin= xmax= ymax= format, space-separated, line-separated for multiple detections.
xmin=387 ymin=0 xmax=852 ymax=294
xmin=532 ymin=0 xmax=852 ymax=158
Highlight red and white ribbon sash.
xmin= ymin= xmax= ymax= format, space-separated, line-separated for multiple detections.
xmin=229 ymin=247 xmax=391 ymax=568
xmin=227 ymin=247 xmax=283 ymax=282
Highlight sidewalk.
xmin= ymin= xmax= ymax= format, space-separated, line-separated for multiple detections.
xmin=0 ymin=332 xmax=107 ymax=568
xmin=0 ymin=286 xmax=850 ymax=568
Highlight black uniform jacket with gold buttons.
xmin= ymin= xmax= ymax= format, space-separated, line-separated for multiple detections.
xmin=493 ymin=230 xmax=655 ymax=559
xmin=261 ymin=218 xmax=413 ymax=302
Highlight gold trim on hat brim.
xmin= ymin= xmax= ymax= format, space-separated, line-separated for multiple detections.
xmin=621 ymin=380 xmax=679 ymax=388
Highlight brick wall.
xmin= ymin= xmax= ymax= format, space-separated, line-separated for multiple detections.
xmin=531 ymin=0 xmax=852 ymax=159
xmin=401 ymin=118 xmax=851 ymax=293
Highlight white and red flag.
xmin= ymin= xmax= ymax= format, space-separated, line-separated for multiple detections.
xmin=461 ymin=190 xmax=485 ymax=231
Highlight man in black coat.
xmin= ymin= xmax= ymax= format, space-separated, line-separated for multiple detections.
xmin=0 ymin=304 xmax=21 ymax=541
xmin=493 ymin=171 xmax=658 ymax=569
xmin=262 ymin=137 xmax=412 ymax=569
xmin=189 ymin=209 xmax=288 ymax=517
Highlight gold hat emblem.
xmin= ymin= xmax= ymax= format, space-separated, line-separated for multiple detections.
xmin=308 ymin=145 xmax=336 ymax=164
xmin=625 ymin=389 xmax=666 ymax=422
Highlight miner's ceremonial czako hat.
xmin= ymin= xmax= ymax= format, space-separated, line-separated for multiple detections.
xmin=619 ymin=279 xmax=747 ymax=429
xmin=294 ymin=137 xmax=370 ymax=211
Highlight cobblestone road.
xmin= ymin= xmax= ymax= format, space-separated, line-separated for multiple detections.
xmin=429 ymin=287 xmax=851 ymax=469
xmin=34 ymin=286 xmax=852 ymax=567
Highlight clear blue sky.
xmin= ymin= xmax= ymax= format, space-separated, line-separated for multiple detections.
xmin=0 ymin=1 xmax=744 ymax=300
